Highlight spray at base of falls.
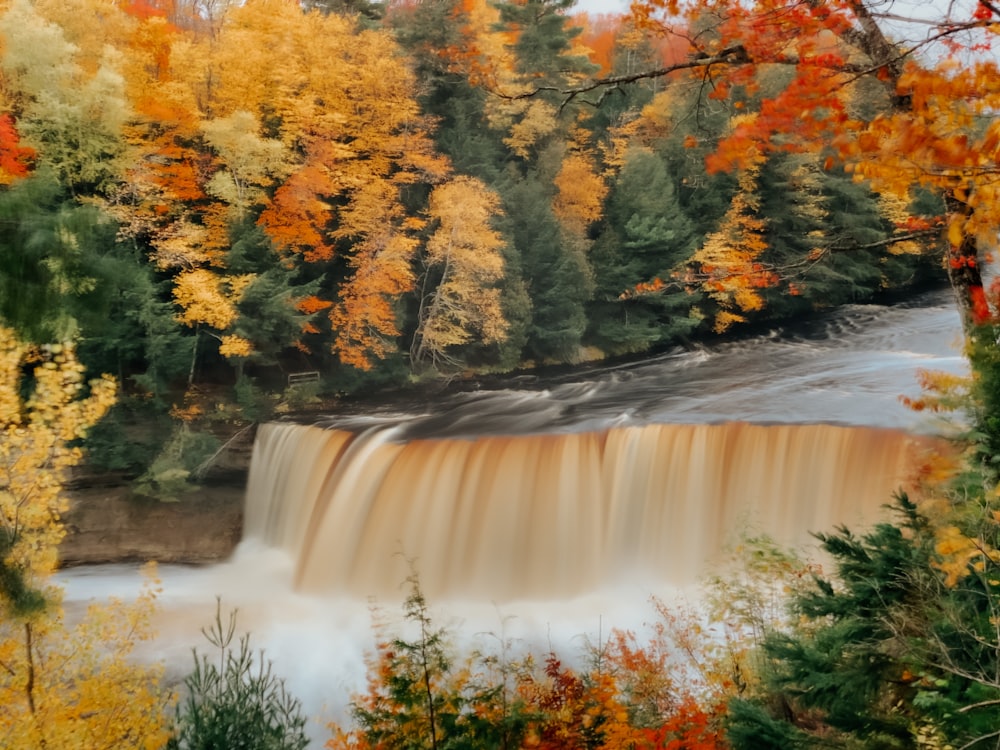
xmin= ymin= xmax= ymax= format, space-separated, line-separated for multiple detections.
xmin=59 ymin=419 xmax=941 ymax=746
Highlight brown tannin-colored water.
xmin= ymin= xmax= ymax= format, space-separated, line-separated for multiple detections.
xmin=244 ymin=421 xmax=936 ymax=601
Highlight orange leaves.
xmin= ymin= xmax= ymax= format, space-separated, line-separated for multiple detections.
xmin=576 ymin=13 xmax=621 ymax=76
xmin=297 ymin=295 xmax=333 ymax=315
xmin=645 ymin=699 xmax=728 ymax=750
xmin=897 ymin=216 xmax=941 ymax=233
xmin=970 ymin=284 xmax=991 ymax=325
xmin=620 ymin=277 xmax=668 ymax=300
xmin=694 ymin=144 xmax=775 ymax=331
xmin=705 ymin=114 xmax=767 ymax=175
xmin=633 ymin=0 xmax=1000 ymax=282
xmin=333 ymin=582 xmax=740 ymax=750
xmin=517 ymin=653 xmax=649 ymax=750
xmin=330 ymin=226 xmax=418 ymax=370
xmin=258 ymin=159 xmax=337 ymax=261
xmin=708 ymin=68 xmax=850 ymax=174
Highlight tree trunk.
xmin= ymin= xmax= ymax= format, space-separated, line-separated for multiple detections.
xmin=944 ymin=193 xmax=987 ymax=336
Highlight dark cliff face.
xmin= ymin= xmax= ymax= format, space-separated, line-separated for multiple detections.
xmin=59 ymin=479 xmax=246 ymax=568
xmin=59 ymin=424 xmax=253 ymax=568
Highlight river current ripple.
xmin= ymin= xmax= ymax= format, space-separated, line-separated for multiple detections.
xmin=320 ymin=289 xmax=967 ymax=439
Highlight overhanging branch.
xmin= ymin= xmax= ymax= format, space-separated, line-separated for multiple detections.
xmin=493 ymin=45 xmax=752 ymax=105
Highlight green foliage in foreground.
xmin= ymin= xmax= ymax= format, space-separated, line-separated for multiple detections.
xmin=727 ymin=491 xmax=1000 ymax=750
xmin=168 ymin=601 xmax=308 ymax=750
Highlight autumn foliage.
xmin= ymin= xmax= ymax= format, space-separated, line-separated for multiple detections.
xmin=0 ymin=327 xmax=172 ymax=749
xmin=0 ymin=0 xmax=958 ymax=390
xmin=330 ymin=575 xmax=731 ymax=750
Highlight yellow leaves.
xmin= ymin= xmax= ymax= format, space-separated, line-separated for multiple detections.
xmin=0 ymin=328 xmax=167 ymax=748
xmin=503 ymin=100 xmax=560 ymax=159
xmin=0 ymin=325 xmax=25 ymax=427
xmin=553 ymin=150 xmax=608 ymax=232
xmin=413 ymin=177 xmax=509 ymax=367
xmin=172 ymin=269 xmax=253 ymax=330
xmin=877 ymin=193 xmax=924 ymax=255
xmin=0 ymin=569 xmax=173 ymax=750
xmin=218 ymin=334 xmax=253 ymax=359
xmin=933 ymin=524 xmax=1000 ymax=587
xmin=691 ymin=148 xmax=775 ymax=331
xmin=713 ymin=310 xmax=747 ymax=333
xmin=201 ymin=110 xmax=291 ymax=214
xmin=0 ymin=328 xmax=116 ymax=587
xmin=948 ymin=217 xmax=965 ymax=248
xmin=149 ymin=218 xmax=213 ymax=270
xmin=887 ymin=241 xmax=922 ymax=256
xmin=899 ymin=367 xmax=971 ymax=414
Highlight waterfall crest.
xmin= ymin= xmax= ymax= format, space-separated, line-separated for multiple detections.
xmin=243 ymin=421 xmax=934 ymax=600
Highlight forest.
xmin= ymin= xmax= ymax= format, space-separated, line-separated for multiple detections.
xmin=2 ymin=0 xmax=1000 ymax=747
xmin=0 ymin=0 xmax=950 ymax=481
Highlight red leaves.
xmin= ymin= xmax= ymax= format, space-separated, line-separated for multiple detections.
xmin=620 ymin=277 xmax=667 ymax=300
xmin=897 ymin=216 xmax=941 ymax=232
xmin=644 ymin=699 xmax=728 ymax=750
xmin=708 ymin=67 xmax=849 ymax=175
xmin=973 ymin=1 xmax=995 ymax=21
xmin=970 ymin=284 xmax=992 ymax=325
xmin=0 ymin=114 xmax=35 ymax=184
xmin=121 ymin=0 xmax=169 ymax=20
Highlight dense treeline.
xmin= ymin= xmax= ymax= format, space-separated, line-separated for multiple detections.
xmin=0 ymin=0 xmax=940 ymax=422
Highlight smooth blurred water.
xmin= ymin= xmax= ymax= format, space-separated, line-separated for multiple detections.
xmin=317 ymin=289 xmax=966 ymax=440
xmin=57 ymin=290 xmax=968 ymax=745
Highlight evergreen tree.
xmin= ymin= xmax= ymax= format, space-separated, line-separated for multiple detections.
xmin=0 ymin=173 xmax=111 ymax=342
xmin=501 ymin=174 xmax=589 ymax=362
xmin=333 ymin=573 xmax=534 ymax=750
xmin=494 ymin=0 xmax=594 ymax=83
xmin=225 ymin=221 xmax=324 ymax=378
xmin=727 ymin=493 xmax=1000 ymax=750
xmin=758 ymin=153 xmax=882 ymax=316
xmin=588 ymin=147 xmax=700 ymax=354
xmin=168 ymin=602 xmax=308 ymax=750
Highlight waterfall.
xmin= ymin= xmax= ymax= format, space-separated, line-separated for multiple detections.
xmin=243 ymin=420 xmax=935 ymax=601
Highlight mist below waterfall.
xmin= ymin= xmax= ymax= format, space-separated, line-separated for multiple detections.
xmin=58 ymin=290 xmax=967 ymax=744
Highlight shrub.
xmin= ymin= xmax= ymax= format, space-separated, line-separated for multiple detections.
xmin=168 ymin=600 xmax=308 ymax=750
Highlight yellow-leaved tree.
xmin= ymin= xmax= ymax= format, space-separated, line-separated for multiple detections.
xmin=0 ymin=326 xmax=173 ymax=749
xmin=691 ymin=128 xmax=773 ymax=332
xmin=411 ymin=176 xmax=509 ymax=372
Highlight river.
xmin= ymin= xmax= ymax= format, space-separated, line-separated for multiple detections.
xmin=57 ymin=289 xmax=968 ymax=741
